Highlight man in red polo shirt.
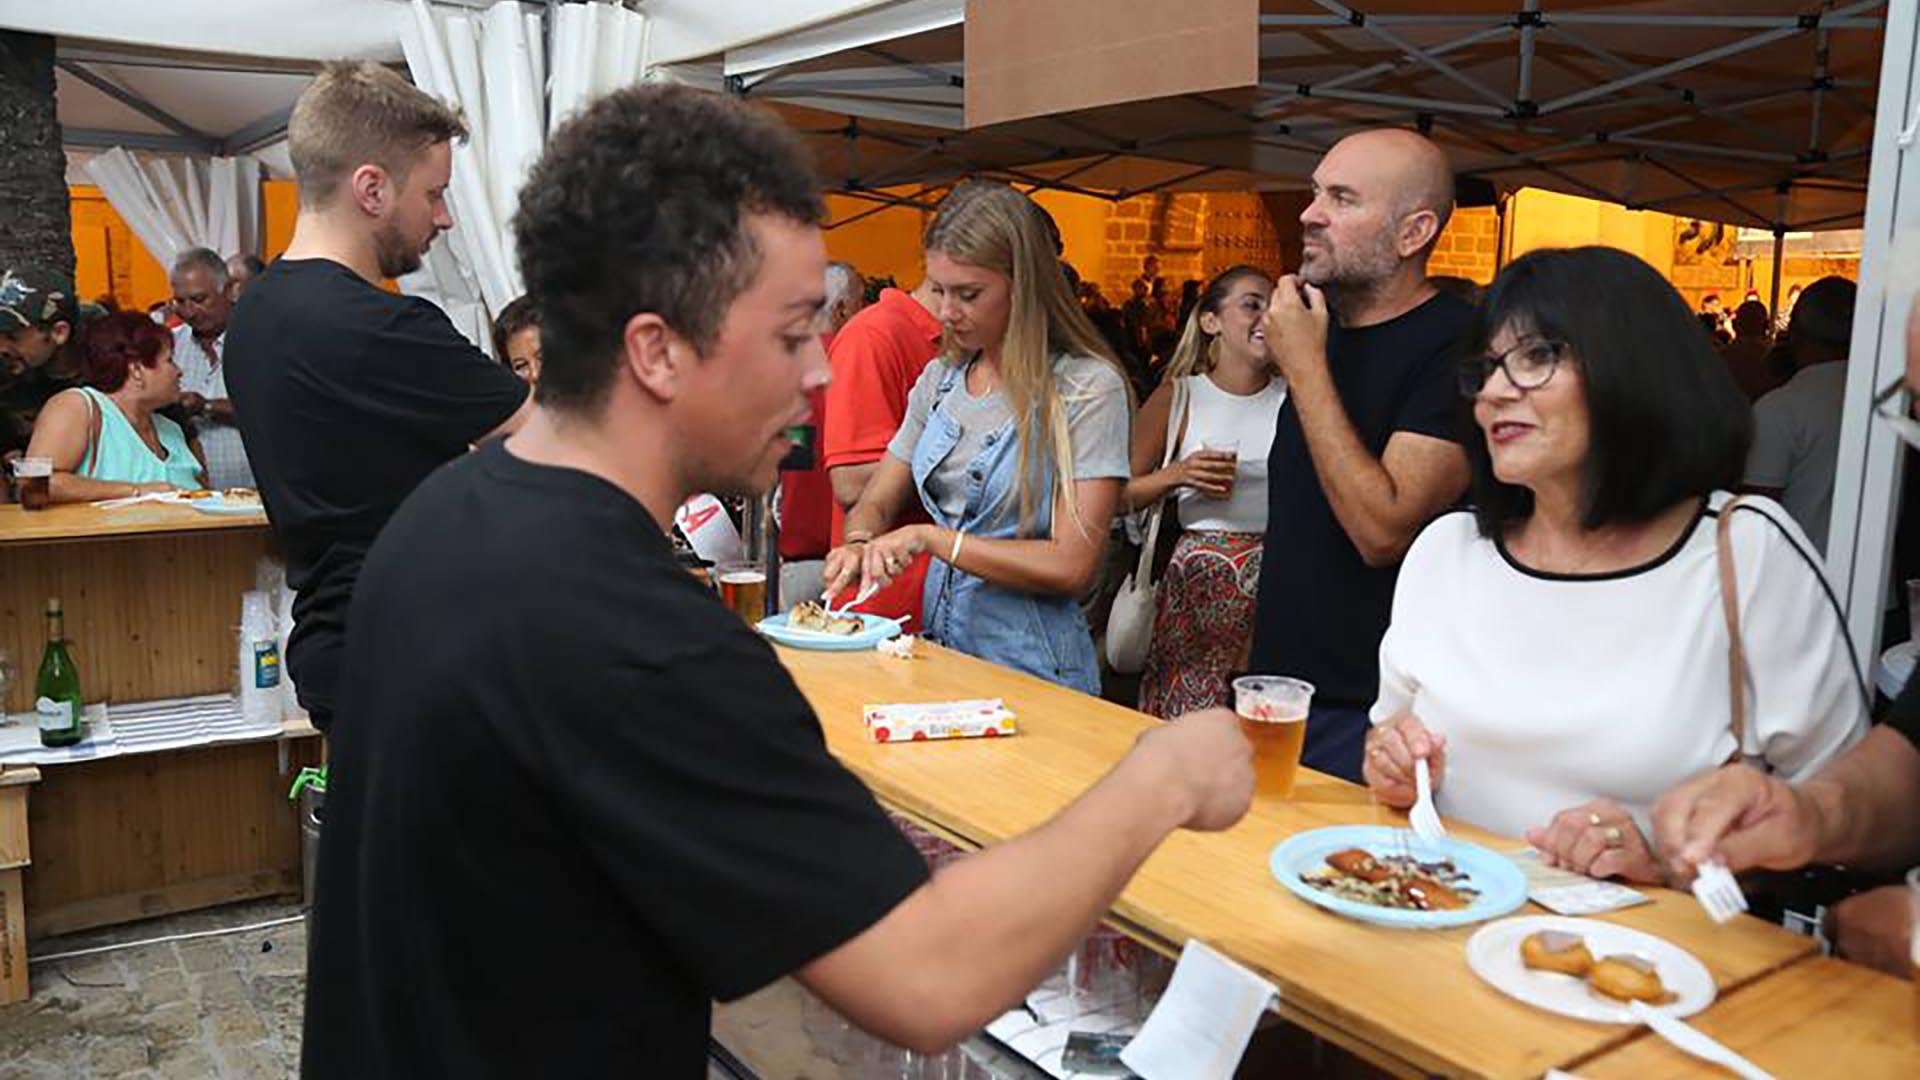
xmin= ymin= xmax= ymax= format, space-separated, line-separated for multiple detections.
xmin=822 ymin=275 xmax=943 ymax=631
xmin=778 ymin=261 xmax=864 ymax=604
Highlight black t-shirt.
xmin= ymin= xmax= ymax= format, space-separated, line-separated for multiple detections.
xmin=1249 ymin=292 xmax=1472 ymax=706
xmin=224 ymin=259 xmax=525 ymax=725
xmin=0 ymin=358 xmax=83 ymax=456
xmin=1885 ymin=675 xmax=1920 ymax=750
xmin=303 ymin=442 xmax=929 ymax=1079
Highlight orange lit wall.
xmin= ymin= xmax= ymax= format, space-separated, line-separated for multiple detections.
xmin=819 ymin=187 xmax=1116 ymax=291
xmin=69 ymin=185 xmax=171 ymax=312
xmin=69 ymin=181 xmax=301 ymax=312
xmin=262 ymin=180 xmax=298 ymax=261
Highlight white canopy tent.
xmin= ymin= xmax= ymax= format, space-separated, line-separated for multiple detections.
xmin=5 ymin=0 xmax=1920 ymax=662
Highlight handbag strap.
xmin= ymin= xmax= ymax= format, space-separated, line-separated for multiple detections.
xmin=1134 ymin=377 xmax=1191 ymax=586
xmin=1715 ymin=495 xmax=1749 ymax=755
xmin=70 ymin=387 xmax=103 ymax=478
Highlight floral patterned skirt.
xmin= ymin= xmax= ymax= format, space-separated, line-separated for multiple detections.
xmin=1138 ymin=530 xmax=1264 ymax=719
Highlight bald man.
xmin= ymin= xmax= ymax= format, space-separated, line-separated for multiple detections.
xmin=1248 ymin=128 xmax=1473 ymax=782
xmin=1651 ymin=302 xmax=1920 ymax=977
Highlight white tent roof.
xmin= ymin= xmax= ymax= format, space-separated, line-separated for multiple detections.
xmin=5 ymin=0 xmax=1898 ymax=229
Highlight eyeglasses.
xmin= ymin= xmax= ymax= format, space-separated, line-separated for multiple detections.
xmin=1872 ymin=377 xmax=1920 ymax=451
xmin=1458 ymin=338 xmax=1570 ymax=398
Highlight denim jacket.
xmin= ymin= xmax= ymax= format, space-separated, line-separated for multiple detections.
xmin=910 ymin=361 xmax=1100 ymax=693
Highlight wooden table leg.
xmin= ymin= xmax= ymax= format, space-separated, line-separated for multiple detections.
xmin=0 ymin=866 xmax=25 ymax=1004
xmin=0 ymin=773 xmax=32 ymax=1005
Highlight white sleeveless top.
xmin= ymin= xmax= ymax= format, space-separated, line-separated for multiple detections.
xmin=1173 ymin=372 xmax=1286 ymax=533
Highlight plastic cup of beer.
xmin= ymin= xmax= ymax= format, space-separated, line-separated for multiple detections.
xmin=717 ymin=563 xmax=767 ymax=623
xmin=1199 ymin=436 xmax=1239 ymax=497
xmin=1232 ymin=675 xmax=1313 ymax=799
xmin=11 ymin=457 xmax=51 ymax=511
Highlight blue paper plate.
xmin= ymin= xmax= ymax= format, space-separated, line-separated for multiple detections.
xmin=1268 ymin=824 xmax=1528 ymax=930
xmin=184 ymin=494 xmax=266 ymax=516
xmin=757 ymin=611 xmax=903 ymax=651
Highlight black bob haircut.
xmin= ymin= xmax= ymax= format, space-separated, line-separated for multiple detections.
xmin=512 ymin=84 xmax=824 ymax=415
xmin=1465 ymin=246 xmax=1752 ymax=540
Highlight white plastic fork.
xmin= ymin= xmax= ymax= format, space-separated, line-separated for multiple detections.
xmin=1409 ymin=758 xmax=1446 ymax=843
xmin=1628 ymin=1000 xmax=1775 ymax=1080
xmin=1691 ymin=859 xmax=1748 ymax=924
xmin=821 ymin=581 xmax=877 ymax=618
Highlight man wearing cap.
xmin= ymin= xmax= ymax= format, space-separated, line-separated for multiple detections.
xmin=0 ymin=268 xmax=87 ymax=459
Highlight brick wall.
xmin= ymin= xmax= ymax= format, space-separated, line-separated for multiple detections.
xmin=1101 ymin=193 xmax=1208 ymax=299
xmin=1100 ymin=192 xmax=1293 ymax=301
xmin=1427 ymin=207 xmax=1501 ymax=283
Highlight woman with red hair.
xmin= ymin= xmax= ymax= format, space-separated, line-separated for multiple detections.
xmin=26 ymin=312 xmax=205 ymax=502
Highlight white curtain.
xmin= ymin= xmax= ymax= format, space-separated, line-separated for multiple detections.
xmin=399 ymin=0 xmax=546 ymax=347
xmin=548 ymin=2 xmax=652 ymax=132
xmin=395 ymin=0 xmax=651 ymax=351
xmin=83 ymin=148 xmax=262 ymax=266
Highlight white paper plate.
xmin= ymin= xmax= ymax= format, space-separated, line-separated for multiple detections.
xmin=1465 ymin=915 xmax=1716 ymax=1023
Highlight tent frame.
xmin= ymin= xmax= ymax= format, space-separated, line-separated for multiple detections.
xmin=1251 ymin=2 xmax=1886 ymax=233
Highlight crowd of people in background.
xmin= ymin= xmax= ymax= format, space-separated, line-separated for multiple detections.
xmin=0 ymin=242 xmax=267 ymax=497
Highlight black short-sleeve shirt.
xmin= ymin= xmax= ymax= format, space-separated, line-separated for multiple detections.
xmin=1249 ymin=291 xmax=1472 ymax=706
xmin=224 ymin=259 xmax=525 ymax=724
xmin=302 ymin=442 xmax=929 ymax=1079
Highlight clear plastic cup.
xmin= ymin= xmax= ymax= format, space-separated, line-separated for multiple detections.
xmin=1232 ymin=675 xmax=1314 ymax=799
xmin=11 ymin=456 xmax=51 ymax=511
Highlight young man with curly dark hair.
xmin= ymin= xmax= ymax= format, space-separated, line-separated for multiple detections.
xmin=302 ymin=84 xmax=1254 ymax=1078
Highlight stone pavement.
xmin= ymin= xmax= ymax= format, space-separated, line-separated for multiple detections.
xmin=0 ymin=898 xmax=306 ymax=1079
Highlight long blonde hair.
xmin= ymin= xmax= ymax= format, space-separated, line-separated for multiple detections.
xmin=1163 ymin=264 xmax=1276 ymax=382
xmin=923 ymin=181 xmax=1128 ymax=537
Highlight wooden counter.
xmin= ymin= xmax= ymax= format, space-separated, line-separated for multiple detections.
xmin=0 ymin=502 xmax=312 ymax=1004
xmin=0 ymin=504 xmax=272 ymax=716
xmin=0 ymin=501 xmax=268 ymax=547
xmin=1579 ymin=956 xmax=1917 ymax=1078
xmin=778 ymin=643 xmax=1820 ymax=1080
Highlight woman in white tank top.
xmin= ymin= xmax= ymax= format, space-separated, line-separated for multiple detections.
xmin=1125 ymin=266 xmax=1285 ymax=717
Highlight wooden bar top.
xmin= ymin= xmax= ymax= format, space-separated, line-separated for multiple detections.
xmin=777 ymin=642 xmax=1818 ymax=1080
xmin=1578 ymin=956 xmax=1917 ymax=1078
xmin=0 ymin=502 xmax=268 ymax=546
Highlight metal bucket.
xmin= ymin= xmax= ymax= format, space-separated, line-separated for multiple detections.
xmin=290 ymin=767 xmax=327 ymax=910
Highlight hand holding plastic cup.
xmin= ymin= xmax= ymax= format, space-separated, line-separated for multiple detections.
xmin=1232 ymin=675 xmax=1313 ymax=799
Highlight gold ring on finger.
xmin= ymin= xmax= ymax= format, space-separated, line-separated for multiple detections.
xmin=1602 ymin=825 xmax=1624 ymax=848
xmin=1587 ymin=812 xmax=1603 ymax=827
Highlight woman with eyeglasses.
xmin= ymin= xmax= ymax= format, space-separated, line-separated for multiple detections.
xmin=1362 ymin=246 xmax=1866 ymax=884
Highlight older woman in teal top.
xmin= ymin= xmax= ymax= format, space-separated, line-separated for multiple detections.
xmin=27 ymin=312 xmax=205 ymax=502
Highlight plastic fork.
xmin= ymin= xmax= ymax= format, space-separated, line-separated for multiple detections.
xmin=1628 ymin=1000 xmax=1775 ymax=1080
xmin=1691 ymin=859 xmax=1748 ymax=924
xmin=1409 ymin=758 xmax=1446 ymax=843
xmin=822 ymin=581 xmax=877 ymax=617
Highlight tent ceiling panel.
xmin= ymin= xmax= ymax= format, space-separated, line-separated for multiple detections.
xmin=0 ymin=0 xmax=406 ymax=62
xmin=53 ymin=69 xmax=175 ymax=139
xmin=723 ymin=0 xmax=962 ymax=77
xmin=70 ymin=65 xmax=311 ymax=145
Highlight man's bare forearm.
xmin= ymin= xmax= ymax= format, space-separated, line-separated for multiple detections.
xmin=1805 ymin=726 xmax=1920 ymax=870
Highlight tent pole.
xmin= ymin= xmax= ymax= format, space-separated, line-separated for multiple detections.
xmin=1768 ymin=228 xmax=1785 ymax=322
xmin=1769 ymin=187 xmax=1790 ymax=323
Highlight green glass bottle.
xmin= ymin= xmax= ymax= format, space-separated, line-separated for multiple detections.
xmin=36 ymin=598 xmax=82 ymax=748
